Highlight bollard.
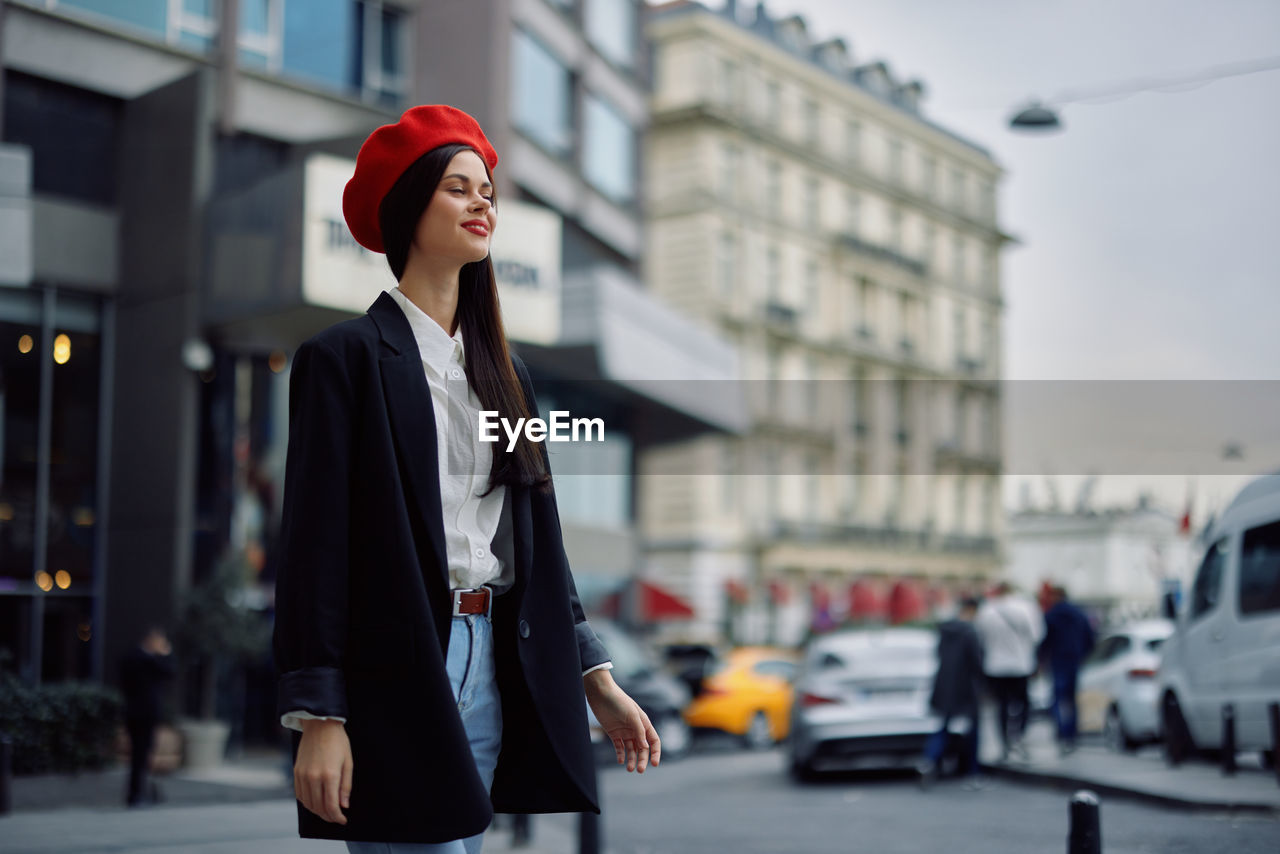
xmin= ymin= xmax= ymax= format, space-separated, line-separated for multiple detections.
xmin=0 ymin=733 xmax=11 ymax=816
xmin=1269 ymin=703 xmax=1280 ymax=787
xmin=512 ymin=813 xmax=532 ymax=847
xmin=1067 ymin=789 xmax=1102 ymax=854
xmin=1221 ymin=704 xmax=1237 ymax=777
xmin=578 ymin=810 xmax=601 ymax=854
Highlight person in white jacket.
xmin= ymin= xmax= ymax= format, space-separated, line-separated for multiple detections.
xmin=973 ymin=582 xmax=1045 ymax=761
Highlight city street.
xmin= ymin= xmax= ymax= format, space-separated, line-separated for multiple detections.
xmin=5 ymin=746 xmax=1277 ymax=853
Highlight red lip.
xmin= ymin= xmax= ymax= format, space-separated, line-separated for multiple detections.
xmin=462 ymin=220 xmax=489 ymax=235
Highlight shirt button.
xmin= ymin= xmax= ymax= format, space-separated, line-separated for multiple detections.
xmin=475 ymin=547 xmax=486 ymax=559
xmin=451 ymin=368 xmax=462 ymax=378
xmin=518 ymin=620 xmax=531 ymax=639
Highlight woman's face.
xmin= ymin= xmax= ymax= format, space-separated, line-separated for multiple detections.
xmin=411 ymin=149 xmax=496 ymax=267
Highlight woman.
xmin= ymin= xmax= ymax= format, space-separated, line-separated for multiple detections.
xmin=273 ymin=105 xmax=658 ymax=852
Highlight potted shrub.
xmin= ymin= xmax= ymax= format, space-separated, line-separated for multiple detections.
xmin=174 ymin=552 xmax=271 ymax=769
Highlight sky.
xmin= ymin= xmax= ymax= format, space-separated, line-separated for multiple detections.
xmin=661 ymin=0 xmax=1280 ymax=517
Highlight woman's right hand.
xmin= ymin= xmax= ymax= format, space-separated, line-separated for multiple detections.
xmin=295 ymin=719 xmax=353 ymax=824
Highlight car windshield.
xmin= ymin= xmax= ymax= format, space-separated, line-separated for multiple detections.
xmin=1145 ymin=638 xmax=1165 ymax=652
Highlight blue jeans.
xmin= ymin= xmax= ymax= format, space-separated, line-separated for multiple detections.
xmin=924 ymin=713 xmax=980 ymax=778
xmin=1052 ymin=667 xmax=1079 ymax=744
xmin=347 ymin=614 xmax=502 ymax=854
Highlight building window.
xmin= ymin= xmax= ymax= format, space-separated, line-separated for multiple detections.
xmin=803 ymin=175 xmax=819 ymax=229
xmin=922 ymin=155 xmax=937 ymax=199
xmin=58 ymin=0 xmax=169 ymax=40
xmin=512 ymin=29 xmax=573 ymax=158
xmin=846 ymin=118 xmax=861 ymax=164
xmin=720 ymin=143 xmax=741 ymax=202
xmin=236 ymin=0 xmax=284 ymax=70
xmin=717 ymin=57 xmax=738 ymax=110
xmin=952 ymin=235 xmax=966 ymax=284
xmin=766 ymin=79 xmax=781 ymax=121
xmin=888 ymin=207 xmax=903 ymax=251
xmin=888 ymin=137 xmax=903 ymax=183
xmin=4 ymin=72 xmax=121 ymax=206
xmin=954 ymin=475 xmax=967 ymax=533
xmin=923 ymin=223 xmax=936 ymax=267
xmin=584 ymin=0 xmax=635 ymax=70
xmin=765 ymin=159 xmax=782 ymax=215
xmin=583 ymin=94 xmax=636 ymax=204
xmin=951 ymin=168 xmax=966 ymax=213
xmin=805 ymin=259 xmax=820 ymax=322
xmin=718 ymin=231 xmax=737 ymax=298
xmin=353 ymin=1 xmax=407 ymax=106
xmin=803 ymin=99 xmax=819 ymax=145
xmin=281 ymin=0 xmax=353 ymax=91
xmin=857 ymin=278 xmax=875 ymax=339
xmin=845 ymin=190 xmax=861 ymax=235
xmin=954 ymin=308 xmax=967 ymax=362
xmin=766 ymin=246 xmax=781 ymax=304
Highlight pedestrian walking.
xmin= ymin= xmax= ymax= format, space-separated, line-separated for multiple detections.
xmin=974 ymin=582 xmax=1044 ymax=761
xmin=1040 ymin=585 xmax=1096 ymax=755
xmin=273 ymin=105 xmax=658 ymax=852
xmin=119 ymin=625 xmax=175 ymax=807
xmin=919 ymin=596 xmax=984 ymax=789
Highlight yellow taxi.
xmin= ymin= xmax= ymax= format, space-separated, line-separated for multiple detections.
xmin=682 ymin=647 xmax=798 ymax=749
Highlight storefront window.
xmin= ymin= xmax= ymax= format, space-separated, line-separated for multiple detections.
xmin=0 ymin=287 xmax=104 ymax=683
xmin=0 ymin=302 xmax=42 ymax=591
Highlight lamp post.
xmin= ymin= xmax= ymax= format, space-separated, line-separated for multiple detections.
xmin=1008 ymin=54 xmax=1280 ymax=132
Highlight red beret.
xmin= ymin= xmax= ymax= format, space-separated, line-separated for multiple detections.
xmin=342 ymin=104 xmax=499 ymax=253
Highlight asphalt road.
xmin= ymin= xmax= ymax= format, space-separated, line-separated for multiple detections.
xmin=3 ymin=747 xmax=1276 ymax=853
xmin=593 ymin=746 xmax=1279 ymax=854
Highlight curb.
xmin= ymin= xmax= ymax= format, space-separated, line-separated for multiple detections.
xmin=980 ymin=762 xmax=1280 ymax=816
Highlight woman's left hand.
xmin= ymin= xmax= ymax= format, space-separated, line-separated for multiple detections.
xmin=584 ymin=669 xmax=660 ymax=773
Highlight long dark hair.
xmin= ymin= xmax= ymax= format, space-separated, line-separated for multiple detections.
xmin=378 ymin=143 xmax=550 ymax=491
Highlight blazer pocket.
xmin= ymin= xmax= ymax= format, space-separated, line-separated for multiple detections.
xmin=345 ymin=623 xmax=415 ymax=676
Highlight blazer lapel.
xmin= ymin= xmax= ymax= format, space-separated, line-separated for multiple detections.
xmin=368 ymin=292 xmax=450 ymax=597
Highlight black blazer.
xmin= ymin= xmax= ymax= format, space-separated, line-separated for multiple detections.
xmin=273 ymin=291 xmax=610 ymax=844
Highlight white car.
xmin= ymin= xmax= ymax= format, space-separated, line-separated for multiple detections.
xmin=1077 ymin=619 xmax=1174 ymax=751
xmin=789 ymin=629 xmax=964 ymax=779
xmin=1157 ymin=474 xmax=1280 ymax=764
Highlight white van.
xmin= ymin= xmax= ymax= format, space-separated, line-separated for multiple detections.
xmin=1157 ymin=474 xmax=1280 ymax=763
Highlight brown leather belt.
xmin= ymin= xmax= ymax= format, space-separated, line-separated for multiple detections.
xmin=452 ymin=587 xmax=492 ymax=617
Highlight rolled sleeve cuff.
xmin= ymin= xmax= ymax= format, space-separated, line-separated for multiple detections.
xmin=575 ymin=620 xmax=611 ymax=672
xmin=582 ymin=661 xmax=613 ymax=678
xmin=281 ymin=710 xmax=349 ymax=732
xmin=276 ymin=666 xmax=348 ymax=723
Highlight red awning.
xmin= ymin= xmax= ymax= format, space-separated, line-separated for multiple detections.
xmin=888 ymin=580 xmax=927 ymax=625
xmin=638 ymin=578 xmax=696 ymax=620
xmin=848 ymin=580 xmax=888 ymax=618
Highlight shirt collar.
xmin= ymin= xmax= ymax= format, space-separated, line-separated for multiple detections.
xmin=388 ymin=286 xmax=465 ymax=373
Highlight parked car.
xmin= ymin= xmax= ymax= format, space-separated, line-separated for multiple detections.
xmin=585 ymin=619 xmax=692 ymax=761
xmin=1077 ymin=619 xmax=1174 ymax=751
xmin=682 ymin=647 xmax=797 ymax=749
xmin=789 ymin=628 xmax=956 ymax=779
xmin=1157 ymin=474 xmax=1280 ymax=765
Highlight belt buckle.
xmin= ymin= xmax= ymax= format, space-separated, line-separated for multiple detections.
xmin=452 ymin=586 xmax=492 ymax=618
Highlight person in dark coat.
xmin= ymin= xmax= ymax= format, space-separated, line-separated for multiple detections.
xmin=273 ymin=105 xmax=658 ymax=852
xmin=1039 ymin=585 xmax=1096 ymax=754
xmin=919 ymin=597 xmax=984 ymax=788
xmin=119 ymin=625 xmax=175 ymax=806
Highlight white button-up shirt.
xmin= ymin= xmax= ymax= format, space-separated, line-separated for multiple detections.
xmin=388 ymin=287 xmax=510 ymax=591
